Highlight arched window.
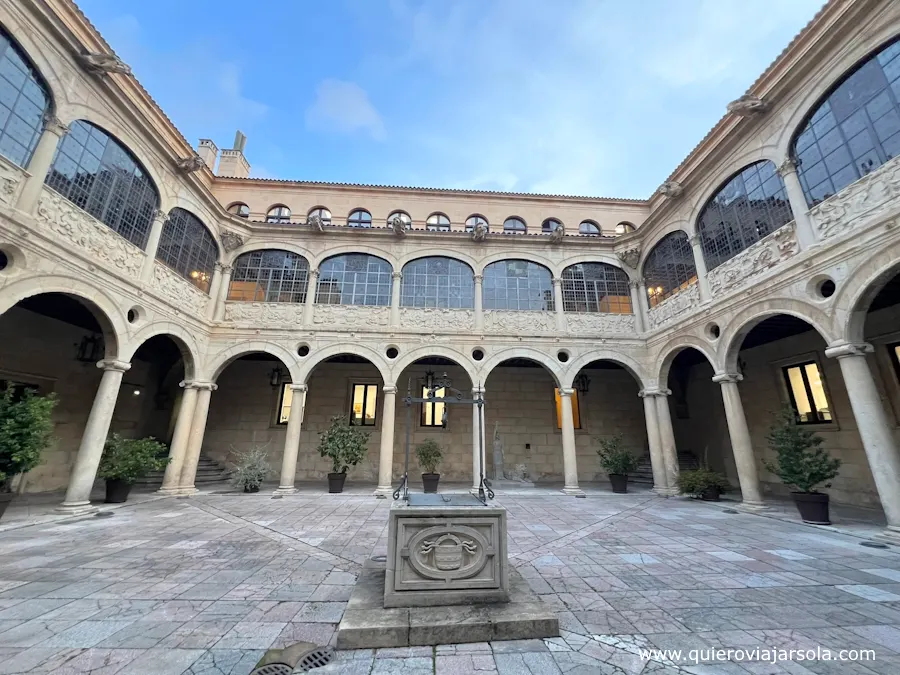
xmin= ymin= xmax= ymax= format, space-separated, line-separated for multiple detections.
xmin=426 ymin=213 xmax=451 ymax=231
xmin=401 ymin=257 xmax=475 ymax=309
xmin=316 ymin=253 xmax=391 ymax=306
xmin=483 ymin=260 xmax=553 ymax=311
xmin=156 ymin=208 xmax=218 ymax=293
xmin=0 ymin=27 xmax=50 ymax=167
xmin=308 ymin=207 xmax=332 ymax=225
xmin=465 ymin=215 xmax=488 ymax=232
xmin=542 ymin=218 xmax=562 ymax=233
xmin=387 ymin=211 xmax=411 ymax=229
xmin=642 ymin=231 xmax=697 ymax=307
xmin=348 ymin=209 xmax=372 ymax=228
xmin=227 ymin=202 xmax=250 ymax=218
xmin=793 ymin=37 xmax=900 ymax=205
xmin=46 ymin=120 xmax=159 ymax=248
xmin=698 ymin=161 xmax=793 ymax=270
xmin=503 ymin=217 xmax=527 ymax=234
xmin=266 ymin=205 xmax=291 ymax=223
xmin=579 ymin=220 xmax=601 ymax=236
xmin=229 ymin=250 xmax=309 ymax=303
xmin=615 ymin=221 xmax=636 ymax=235
xmin=561 ymin=263 xmax=631 ymax=314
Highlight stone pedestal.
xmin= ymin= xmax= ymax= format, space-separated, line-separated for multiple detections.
xmin=385 ymin=494 xmax=508 ymax=608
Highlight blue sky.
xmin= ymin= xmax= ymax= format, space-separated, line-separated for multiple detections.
xmin=78 ymin=0 xmax=824 ymax=199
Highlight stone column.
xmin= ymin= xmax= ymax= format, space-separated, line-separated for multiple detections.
xmin=712 ymin=372 xmax=765 ymax=509
xmin=158 ymin=382 xmax=199 ymax=495
xmin=389 ymin=272 xmax=403 ymax=327
xmin=689 ymin=234 xmax=711 ymax=303
xmin=375 ymin=385 xmax=397 ymax=498
xmin=654 ymin=389 xmax=680 ymax=495
xmin=629 ymin=280 xmax=645 ymax=332
xmin=637 ymin=279 xmax=651 ymax=329
xmin=777 ymin=158 xmax=817 ymax=249
xmin=16 ymin=115 xmax=68 ymax=214
xmin=471 ymin=387 xmax=485 ymax=493
xmin=825 ymin=342 xmax=900 ymax=543
xmin=639 ymin=390 xmax=668 ymax=494
xmin=559 ymin=388 xmax=584 ymax=496
xmin=178 ymin=382 xmax=217 ymax=493
xmin=473 ymin=274 xmax=484 ymax=332
xmin=552 ymin=277 xmax=566 ymax=332
xmin=276 ymin=384 xmax=308 ymax=494
xmin=211 ymin=264 xmax=232 ymax=321
xmin=57 ymin=360 xmax=130 ymax=513
xmin=302 ymin=269 xmax=319 ymax=326
xmin=140 ymin=210 xmax=169 ymax=282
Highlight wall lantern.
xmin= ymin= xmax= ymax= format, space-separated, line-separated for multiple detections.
xmin=269 ymin=366 xmax=284 ymax=388
xmin=75 ymin=334 xmax=103 ymax=363
xmin=574 ymin=372 xmax=591 ymax=395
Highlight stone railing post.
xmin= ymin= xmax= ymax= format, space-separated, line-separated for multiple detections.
xmin=302 ymin=269 xmax=319 ymax=327
xmin=16 ymin=114 xmax=68 ymax=214
xmin=777 ymin=158 xmax=817 ymax=249
xmin=276 ymin=384 xmax=308 ymax=494
xmin=689 ymin=234 xmax=711 ymax=303
xmin=712 ymin=372 xmax=765 ymax=510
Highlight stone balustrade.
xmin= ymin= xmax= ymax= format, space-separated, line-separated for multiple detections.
xmin=706 ymin=222 xmax=800 ymax=298
xmin=646 ymin=282 xmax=700 ymax=330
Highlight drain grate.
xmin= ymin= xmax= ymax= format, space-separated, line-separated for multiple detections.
xmin=296 ymin=647 xmax=334 ymax=672
xmin=250 ymin=664 xmax=292 ymax=675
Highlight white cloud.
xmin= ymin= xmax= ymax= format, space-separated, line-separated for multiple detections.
xmin=305 ymin=80 xmax=386 ymax=141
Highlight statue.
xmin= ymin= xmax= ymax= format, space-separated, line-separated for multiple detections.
xmin=492 ymin=422 xmax=505 ymax=481
xmin=657 ymin=180 xmax=684 ymax=199
xmin=220 ymin=230 xmax=244 ymax=253
xmin=175 ymin=155 xmax=206 ymax=173
xmin=79 ymin=53 xmax=132 ymax=76
xmin=616 ymin=246 xmax=641 ymax=269
xmin=727 ymin=94 xmax=769 ymax=117
xmin=470 ymin=221 xmax=488 ymax=242
xmin=389 ymin=214 xmax=407 ymax=237
xmin=549 ymin=223 xmax=565 ymax=243
xmin=307 ymin=214 xmax=325 ymax=232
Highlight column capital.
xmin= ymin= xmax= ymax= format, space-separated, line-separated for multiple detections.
xmin=391 ymin=271 xmax=403 ymax=281
xmin=558 ymin=387 xmax=575 ymax=397
xmin=309 ymin=268 xmax=320 ymax=278
xmin=712 ymin=372 xmax=743 ymax=384
xmin=689 ymin=233 xmax=702 ymax=247
xmin=383 ymin=385 xmax=398 ymax=394
xmin=638 ymin=278 xmax=647 ymax=288
xmin=288 ymin=383 xmax=308 ymax=392
xmin=97 ymin=359 xmax=130 ymax=373
xmin=215 ymin=262 xmax=233 ymax=274
xmin=552 ymin=277 xmax=563 ymax=287
xmin=628 ymin=279 xmax=641 ymax=290
xmin=152 ymin=208 xmax=169 ymax=225
xmin=471 ymin=386 xmax=485 ymax=396
xmin=825 ymin=342 xmax=873 ymax=359
xmin=181 ymin=380 xmax=217 ymax=391
xmin=639 ymin=387 xmax=671 ymax=398
xmin=42 ymin=113 xmax=69 ymax=137
xmin=777 ymin=157 xmax=798 ymax=177
xmin=473 ymin=274 xmax=484 ymax=284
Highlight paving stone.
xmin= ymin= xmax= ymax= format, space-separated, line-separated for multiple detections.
xmin=495 ymin=651 xmax=563 ymax=674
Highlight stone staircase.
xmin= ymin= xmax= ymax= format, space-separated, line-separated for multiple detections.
xmin=133 ymin=453 xmax=229 ymax=488
xmin=630 ymin=450 xmax=700 ymax=485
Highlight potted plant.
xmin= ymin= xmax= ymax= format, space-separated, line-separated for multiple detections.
xmin=98 ymin=433 xmax=168 ymax=503
xmin=317 ymin=415 xmax=369 ymax=493
xmin=416 ymin=439 xmax=443 ymax=493
xmin=229 ymin=444 xmax=270 ymax=493
xmin=764 ymin=407 xmax=841 ymax=524
xmin=0 ymin=384 xmax=57 ymax=518
xmin=676 ymin=468 xmax=730 ymax=501
xmin=596 ymin=434 xmax=639 ymax=493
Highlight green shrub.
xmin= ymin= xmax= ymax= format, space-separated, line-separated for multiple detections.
xmin=595 ymin=434 xmax=639 ymax=475
xmin=98 ymin=433 xmax=168 ymax=484
xmin=415 ymin=439 xmax=443 ymax=474
xmin=0 ymin=384 xmax=57 ymax=491
xmin=229 ymin=444 xmax=270 ymax=491
xmin=676 ymin=468 xmax=730 ymax=497
xmin=317 ymin=415 xmax=369 ymax=474
xmin=764 ymin=407 xmax=840 ymax=493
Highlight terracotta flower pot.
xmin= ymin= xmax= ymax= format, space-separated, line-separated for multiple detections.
xmin=422 ymin=473 xmax=440 ymax=493
xmin=609 ymin=474 xmax=628 ymax=494
xmin=792 ymin=491 xmax=830 ymax=524
xmin=105 ymin=479 xmax=132 ymax=503
xmin=328 ymin=472 xmax=347 ymax=494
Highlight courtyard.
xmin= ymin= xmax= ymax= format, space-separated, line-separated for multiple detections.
xmin=0 ymin=488 xmax=898 ymax=674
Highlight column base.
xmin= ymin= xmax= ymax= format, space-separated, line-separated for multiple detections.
xmin=273 ymin=486 xmax=298 ymax=495
xmin=874 ymin=526 xmax=900 ymax=546
xmin=653 ymin=486 xmax=679 ymax=497
xmin=374 ymin=486 xmax=393 ymax=499
xmin=55 ymin=501 xmax=97 ymax=515
xmin=561 ymin=487 xmax=586 ymax=497
xmin=156 ymin=486 xmax=185 ymax=496
xmin=735 ymin=500 xmax=768 ymax=513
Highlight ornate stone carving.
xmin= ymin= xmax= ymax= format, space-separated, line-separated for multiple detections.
xmin=0 ymin=161 xmax=23 ymax=206
xmin=809 ymin=154 xmax=900 ymax=239
xmin=646 ymin=282 xmax=700 ymax=330
xmin=482 ymin=310 xmax=556 ymax=334
xmin=219 ymin=230 xmax=244 ymax=252
xmin=470 ymin=220 xmax=488 ymax=242
xmin=706 ymin=223 xmax=799 ymax=297
xmin=657 ymin=181 xmax=684 ymax=199
xmin=566 ymin=312 xmax=636 ymax=335
xmin=36 ymin=189 xmax=144 ymax=277
xmin=727 ymin=94 xmax=769 ymax=116
xmin=389 ymin=214 xmax=408 ymax=237
xmin=307 ymin=214 xmax=326 ymax=233
xmin=150 ymin=262 xmax=209 ymax=315
xmin=224 ymin=302 xmax=305 ymax=325
xmin=407 ymin=526 xmax=489 ymax=582
xmin=175 ymin=155 xmax=206 ymax=173
xmin=41 ymin=114 xmax=69 ymax=138
xmin=399 ymin=307 xmax=474 ymax=332
xmin=548 ymin=223 xmax=565 ymax=243
xmin=79 ymin=52 xmax=132 ymax=75
xmin=615 ymin=246 xmax=641 ymax=269
xmin=312 ymin=304 xmax=390 ymax=328
xmin=776 ymin=157 xmax=797 ymax=177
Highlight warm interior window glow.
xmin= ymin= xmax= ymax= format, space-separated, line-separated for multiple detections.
xmin=421 ymin=386 xmax=446 ymax=427
xmin=351 ymin=383 xmax=378 ymax=426
xmin=783 ymin=361 xmax=832 ymax=424
xmin=554 ymin=388 xmax=581 ymax=430
xmin=278 ymin=384 xmax=293 ymax=424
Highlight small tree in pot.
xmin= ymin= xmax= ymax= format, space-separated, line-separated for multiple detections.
xmin=416 ymin=439 xmax=443 ymax=493
xmin=0 ymin=384 xmax=57 ymax=518
xmin=676 ymin=468 xmax=730 ymax=501
xmin=317 ymin=415 xmax=369 ymax=493
xmin=229 ymin=444 xmax=270 ymax=493
xmin=596 ymin=434 xmax=639 ymax=493
xmin=98 ymin=433 xmax=169 ymax=503
xmin=764 ymin=408 xmax=840 ymax=524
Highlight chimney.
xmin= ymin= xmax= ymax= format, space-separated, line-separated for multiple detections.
xmin=216 ymin=130 xmax=250 ymax=179
xmin=197 ymin=139 xmax=218 ymax=171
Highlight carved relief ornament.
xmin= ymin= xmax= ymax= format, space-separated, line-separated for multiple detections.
xmin=615 ymin=246 xmax=641 ymax=269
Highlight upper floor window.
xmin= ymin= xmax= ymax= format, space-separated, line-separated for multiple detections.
xmin=308 ymin=207 xmax=332 ymax=226
xmin=643 ymin=231 xmax=696 ymax=307
xmin=156 ymin=208 xmax=218 ymax=293
xmin=227 ymin=202 xmax=250 ymax=218
xmin=503 ymin=217 xmax=527 ymax=234
xmin=387 ymin=211 xmax=411 ymax=229
xmin=793 ymin=38 xmax=900 ymax=205
xmin=615 ymin=221 xmax=636 ymax=235
xmin=579 ymin=221 xmax=601 ymax=236
xmin=229 ymin=249 xmax=309 ymax=303
xmin=542 ymin=218 xmax=562 ymax=233
xmin=266 ymin=205 xmax=291 ymax=224
xmin=465 ymin=215 xmax=488 ymax=232
xmin=348 ymin=209 xmax=372 ymax=228
xmin=561 ymin=263 xmax=631 ymax=314
xmin=46 ymin=120 xmax=159 ymax=249
xmin=316 ymin=253 xmax=391 ymax=306
xmin=426 ymin=213 xmax=451 ymax=231
xmin=782 ymin=361 xmax=832 ymax=424
xmin=0 ymin=27 xmax=50 ymax=167
xmin=401 ymin=257 xmax=475 ymax=309
xmin=483 ymin=260 xmax=554 ymax=311
xmin=698 ymin=160 xmax=793 ymax=270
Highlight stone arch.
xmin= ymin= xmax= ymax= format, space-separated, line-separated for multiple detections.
xmin=226 ymin=241 xmax=315 ymax=267
xmin=558 ymin=253 xmax=629 ymax=276
xmin=119 ymin=322 xmax=202 ymax=380
xmin=835 ymin=239 xmax=900 ymax=343
xmin=562 ymin=350 xmax=646 ymax=390
xmin=311 ymin=246 xmax=397 ymax=272
xmin=654 ymin=335 xmax=719 ymax=384
xmin=295 ymin=343 xmax=391 ymax=386
xmin=205 ymin=340 xmax=301 ymax=383
xmin=390 ymin=346 xmax=479 ymax=388
xmin=479 ymin=347 xmax=563 ymax=388
xmin=397 ymin=250 xmax=478 ymax=272
xmin=0 ymin=275 xmax=126 ymax=358
xmin=477 ymin=251 xmax=555 ymax=277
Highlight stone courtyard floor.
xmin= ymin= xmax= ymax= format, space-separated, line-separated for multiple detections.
xmin=0 ymin=488 xmax=899 ymax=674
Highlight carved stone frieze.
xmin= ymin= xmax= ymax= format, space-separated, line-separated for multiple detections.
xmin=225 ymin=302 xmax=305 ymax=325
xmin=809 ymin=154 xmax=900 ymax=239
xmin=399 ymin=307 xmax=474 ymax=332
xmin=615 ymin=246 xmax=641 ymax=269
xmin=566 ymin=312 xmax=636 ymax=335
xmin=646 ymin=282 xmax=700 ymax=330
xmin=36 ymin=189 xmax=144 ymax=277
xmin=707 ymin=223 xmax=799 ymax=297
xmin=0 ymin=161 xmax=23 ymax=206
xmin=220 ymin=230 xmax=244 ymax=252
xmin=150 ymin=262 xmax=209 ymax=315
xmin=312 ymin=304 xmax=390 ymax=328
xmin=482 ymin=310 xmax=556 ymax=334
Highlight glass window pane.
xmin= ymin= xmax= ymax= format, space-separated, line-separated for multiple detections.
xmin=351 ymin=385 xmax=365 ymax=424
xmin=0 ymin=29 xmax=49 ymax=167
xmin=155 ymin=208 xmax=218 ymax=292
xmin=279 ymin=384 xmax=293 ymax=424
xmin=804 ymin=363 xmax=832 ymax=421
xmin=316 ymin=254 xmax=391 ymax=306
xmin=483 ymin=260 xmax=553 ymax=311
xmin=229 ymin=250 xmax=309 ymax=303
xmin=364 ymin=384 xmax=378 ymax=424
xmin=786 ymin=366 xmax=813 ymax=421
xmin=643 ymin=232 xmax=697 ymax=305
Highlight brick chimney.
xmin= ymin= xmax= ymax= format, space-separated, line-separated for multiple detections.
xmin=217 ymin=130 xmax=250 ymax=179
xmin=197 ymin=139 xmax=218 ymax=171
